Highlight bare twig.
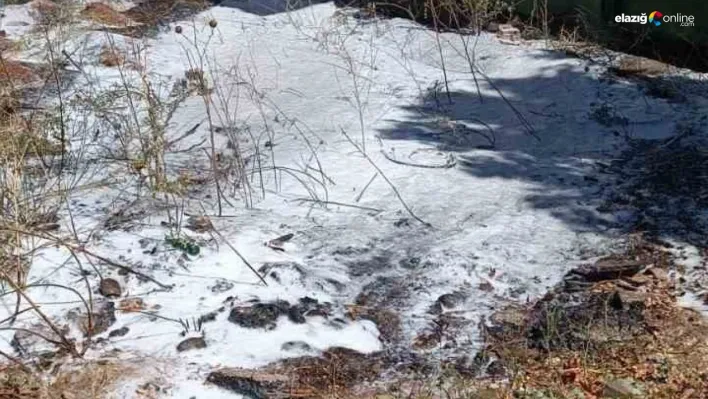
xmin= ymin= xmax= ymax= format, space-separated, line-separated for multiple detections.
xmin=210 ymin=227 xmax=268 ymax=286
xmin=293 ymin=198 xmax=383 ymax=213
xmin=341 ymin=129 xmax=431 ymax=227
xmin=355 ymin=173 xmax=378 ymax=203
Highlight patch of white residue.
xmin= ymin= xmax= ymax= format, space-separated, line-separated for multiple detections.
xmin=0 ymin=1 xmax=706 ymax=398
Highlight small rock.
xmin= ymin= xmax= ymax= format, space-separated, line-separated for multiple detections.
xmin=398 ymin=257 xmax=420 ymax=270
xmin=609 ymin=289 xmax=647 ymax=310
xmin=281 ymin=341 xmax=313 ymax=352
xmin=496 ymin=24 xmax=521 ymax=42
xmin=296 ymin=297 xmax=331 ymax=318
xmin=108 ymin=326 xmax=129 ymax=338
xmin=479 ymin=281 xmax=494 ymax=292
xmin=210 ymin=279 xmax=234 ymax=293
xmin=287 ymin=306 xmax=307 ymax=324
xmin=646 ymin=267 xmax=668 ymax=281
xmin=177 ymin=336 xmax=207 ymax=352
xmin=393 ymin=218 xmax=410 ymax=228
xmin=603 ymin=378 xmax=645 ymax=398
xmin=427 ymin=301 xmax=443 ymax=315
xmin=228 ymin=298 xmax=328 ymax=330
xmin=486 ymin=360 xmax=505 ymax=377
xmin=437 ymin=293 xmax=464 ymax=308
xmin=186 ymin=215 xmax=213 ymax=232
xmin=228 ymin=302 xmax=289 ymax=330
xmin=207 ymin=368 xmax=289 ymax=398
xmin=625 ymin=274 xmax=652 ymax=286
xmin=99 ymin=278 xmax=121 ymax=298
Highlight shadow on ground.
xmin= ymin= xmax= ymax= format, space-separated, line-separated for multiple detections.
xmin=215 ymin=0 xmax=330 ymax=16
xmin=377 ymin=49 xmax=708 ymax=247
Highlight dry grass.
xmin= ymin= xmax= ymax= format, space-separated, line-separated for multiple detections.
xmin=123 ymin=0 xmax=209 ymax=26
xmin=98 ymin=46 xmax=124 ymax=67
xmin=0 ymin=360 xmax=133 ymax=399
xmin=0 ymin=60 xmax=38 ymax=86
xmin=481 ymin=243 xmax=708 ymax=398
xmin=0 ymin=36 xmax=19 ymax=54
xmin=80 ymin=2 xmax=133 ymax=27
xmin=0 ymin=84 xmax=21 ymax=117
xmin=0 ymin=114 xmax=64 ymax=159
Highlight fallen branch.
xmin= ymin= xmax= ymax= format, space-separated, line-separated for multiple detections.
xmin=211 ymin=227 xmax=268 ymax=286
xmin=76 ymin=247 xmax=173 ymax=290
xmin=292 ymin=198 xmax=383 ymax=213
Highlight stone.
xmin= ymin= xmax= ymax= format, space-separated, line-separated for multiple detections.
xmin=228 ymin=298 xmax=330 ymax=330
xmin=228 ymin=301 xmax=289 ymax=330
xmin=486 ymin=359 xmax=505 ymax=377
xmin=294 ymin=297 xmax=331 ymax=319
xmin=108 ymin=326 xmax=129 ymax=338
xmin=210 ymin=279 xmax=234 ymax=293
xmin=177 ymin=336 xmax=207 ymax=352
xmin=437 ymin=292 xmax=464 ymax=308
xmin=625 ymin=274 xmax=652 ymax=286
xmin=614 ymin=55 xmax=669 ymax=77
xmin=487 ymin=22 xmax=500 ymax=32
xmin=646 ymin=267 xmax=668 ymax=281
xmin=609 ymin=289 xmax=647 ymax=310
xmin=207 ymin=368 xmax=289 ymax=399
xmin=186 ymin=215 xmax=213 ymax=232
xmin=496 ymin=24 xmax=521 ymax=42
xmin=479 ymin=281 xmax=494 ymax=292
xmin=603 ymin=378 xmax=645 ymax=398
xmin=571 ymin=257 xmax=644 ymax=282
xmin=281 ymin=341 xmax=313 ymax=352
xmin=99 ymin=278 xmax=121 ymax=298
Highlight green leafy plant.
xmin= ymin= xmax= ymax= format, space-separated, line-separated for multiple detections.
xmin=165 ymin=234 xmax=200 ymax=256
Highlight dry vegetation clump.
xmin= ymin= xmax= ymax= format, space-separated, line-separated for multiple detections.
xmin=0 ymin=36 xmax=17 ymax=53
xmin=30 ymin=0 xmax=61 ymax=22
xmin=0 ymin=114 xmax=63 ymax=159
xmin=29 ymin=0 xmax=78 ymax=27
xmin=338 ymin=0 xmax=511 ymax=30
xmin=79 ymin=2 xmax=132 ymax=27
xmin=98 ymin=45 xmax=124 ymax=67
xmin=123 ymin=0 xmax=209 ymax=26
xmin=0 ymin=360 xmax=133 ymax=399
xmin=0 ymin=84 xmax=21 ymax=117
xmin=0 ymin=60 xmax=38 ymax=86
xmin=482 ymin=242 xmax=708 ymax=398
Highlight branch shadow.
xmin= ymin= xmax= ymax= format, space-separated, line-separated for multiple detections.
xmin=377 ymin=50 xmax=708 ymax=245
xmin=215 ymin=0 xmax=330 ymax=16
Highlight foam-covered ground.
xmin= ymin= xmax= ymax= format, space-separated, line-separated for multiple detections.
xmin=0 ymin=1 xmax=706 ymax=397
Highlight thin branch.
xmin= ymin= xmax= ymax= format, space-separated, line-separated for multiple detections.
xmin=355 ymin=173 xmax=378 ymax=203
xmin=211 ymin=227 xmax=268 ymax=286
xmin=341 ymin=129 xmax=432 ymax=228
xmin=293 ymin=198 xmax=382 ymax=213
